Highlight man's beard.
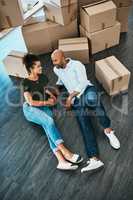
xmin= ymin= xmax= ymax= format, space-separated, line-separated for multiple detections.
xmin=56 ymin=64 xmax=64 ymax=68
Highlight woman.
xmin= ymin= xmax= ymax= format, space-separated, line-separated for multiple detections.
xmin=22 ymin=53 xmax=83 ymax=170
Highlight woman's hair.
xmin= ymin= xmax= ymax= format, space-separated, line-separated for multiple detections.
xmin=23 ymin=53 xmax=40 ymax=74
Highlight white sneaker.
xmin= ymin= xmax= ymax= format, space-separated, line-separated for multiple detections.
xmin=66 ymin=154 xmax=84 ymax=164
xmin=104 ymin=130 xmax=120 ymax=149
xmin=57 ymin=161 xmax=78 ymax=171
xmin=81 ymin=158 xmax=104 ymax=173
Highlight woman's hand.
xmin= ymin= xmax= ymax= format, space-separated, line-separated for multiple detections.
xmin=45 ymin=89 xmax=57 ymax=102
xmin=46 ymin=98 xmax=57 ymax=106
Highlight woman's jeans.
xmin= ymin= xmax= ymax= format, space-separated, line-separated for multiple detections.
xmin=23 ymin=102 xmax=64 ymax=153
xmin=73 ymin=86 xmax=111 ymax=158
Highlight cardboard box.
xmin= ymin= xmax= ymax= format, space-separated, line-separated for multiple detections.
xmin=22 ymin=19 xmax=78 ymax=54
xmin=80 ymin=21 xmax=121 ymax=54
xmin=112 ymin=0 xmax=132 ymax=7
xmin=43 ymin=0 xmax=77 ymax=7
xmin=3 ymin=51 xmax=28 ymax=78
xmin=95 ymin=56 xmax=131 ymax=95
xmin=44 ymin=2 xmax=77 ymax=25
xmin=117 ymin=6 xmax=131 ymax=32
xmin=0 ymin=0 xmax=44 ymax=28
xmin=80 ymin=0 xmax=117 ymax=33
xmin=58 ymin=37 xmax=89 ymax=63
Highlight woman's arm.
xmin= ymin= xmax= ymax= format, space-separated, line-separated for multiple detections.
xmin=24 ymin=92 xmax=56 ymax=107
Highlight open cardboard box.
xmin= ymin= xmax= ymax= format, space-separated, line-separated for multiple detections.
xmin=80 ymin=0 xmax=117 ymax=33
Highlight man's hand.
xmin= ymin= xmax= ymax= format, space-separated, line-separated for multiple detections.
xmin=65 ymin=96 xmax=72 ymax=110
xmin=65 ymin=91 xmax=80 ymax=110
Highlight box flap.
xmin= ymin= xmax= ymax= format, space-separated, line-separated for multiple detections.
xmin=105 ymin=56 xmax=131 ymax=76
xmin=96 ymin=59 xmax=119 ymax=81
xmin=83 ymin=1 xmax=116 ymax=16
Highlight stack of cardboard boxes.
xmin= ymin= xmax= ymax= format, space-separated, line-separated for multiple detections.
xmin=22 ymin=0 xmax=78 ymax=54
xmin=0 ymin=0 xmax=132 ymax=86
xmin=79 ymin=0 xmax=121 ymax=54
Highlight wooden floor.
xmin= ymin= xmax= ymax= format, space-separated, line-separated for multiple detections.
xmin=0 ymin=7 xmax=133 ymax=200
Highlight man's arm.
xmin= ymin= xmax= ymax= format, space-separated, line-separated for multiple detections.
xmin=65 ymin=61 xmax=89 ymax=109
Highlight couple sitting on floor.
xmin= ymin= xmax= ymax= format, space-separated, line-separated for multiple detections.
xmin=22 ymin=50 xmax=120 ymax=173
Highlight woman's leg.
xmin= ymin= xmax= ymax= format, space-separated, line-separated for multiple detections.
xmin=37 ymin=106 xmax=77 ymax=160
xmin=23 ymin=103 xmax=75 ymax=160
xmin=23 ymin=103 xmax=63 ymax=152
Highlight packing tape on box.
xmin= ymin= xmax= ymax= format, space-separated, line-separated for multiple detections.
xmin=104 ymin=58 xmax=123 ymax=90
xmin=102 ymin=22 xmax=105 ymax=30
xmin=119 ymin=3 xmax=123 ymax=7
xmin=6 ymin=16 xmax=13 ymax=27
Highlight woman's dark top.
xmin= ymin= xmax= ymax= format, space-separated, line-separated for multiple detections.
xmin=22 ymin=74 xmax=49 ymax=101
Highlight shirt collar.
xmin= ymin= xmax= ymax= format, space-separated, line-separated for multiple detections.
xmin=55 ymin=58 xmax=72 ymax=71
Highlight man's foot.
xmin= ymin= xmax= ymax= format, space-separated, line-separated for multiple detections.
xmin=104 ymin=130 xmax=120 ymax=149
xmin=81 ymin=158 xmax=104 ymax=173
xmin=66 ymin=154 xmax=84 ymax=164
xmin=57 ymin=161 xmax=78 ymax=171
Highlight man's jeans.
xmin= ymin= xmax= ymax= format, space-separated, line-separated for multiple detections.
xmin=72 ymin=86 xmax=111 ymax=158
xmin=23 ymin=102 xmax=64 ymax=153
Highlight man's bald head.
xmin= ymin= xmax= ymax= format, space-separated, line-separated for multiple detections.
xmin=51 ymin=49 xmax=66 ymax=68
xmin=51 ymin=49 xmax=65 ymax=59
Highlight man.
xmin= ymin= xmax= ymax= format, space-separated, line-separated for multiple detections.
xmin=51 ymin=50 xmax=120 ymax=173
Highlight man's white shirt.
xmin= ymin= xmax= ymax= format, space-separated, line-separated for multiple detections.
xmin=53 ymin=58 xmax=93 ymax=98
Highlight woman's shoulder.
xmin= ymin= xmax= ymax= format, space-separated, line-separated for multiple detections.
xmin=21 ymin=78 xmax=30 ymax=86
xmin=40 ymin=73 xmax=49 ymax=83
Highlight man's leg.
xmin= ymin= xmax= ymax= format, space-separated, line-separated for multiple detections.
xmin=84 ymin=86 xmax=111 ymax=128
xmin=73 ymin=103 xmax=99 ymax=158
xmin=84 ymin=86 xmax=120 ymax=149
xmin=73 ymin=101 xmax=104 ymax=172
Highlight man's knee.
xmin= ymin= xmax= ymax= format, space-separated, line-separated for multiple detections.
xmin=86 ymin=91 xmax=98 ymax=107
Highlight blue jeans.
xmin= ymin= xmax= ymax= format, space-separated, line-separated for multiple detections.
xmin=73 ymin=86 xmax=111 ymax=158
xmin=23 ymin=102 xmax=64 ymax=153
